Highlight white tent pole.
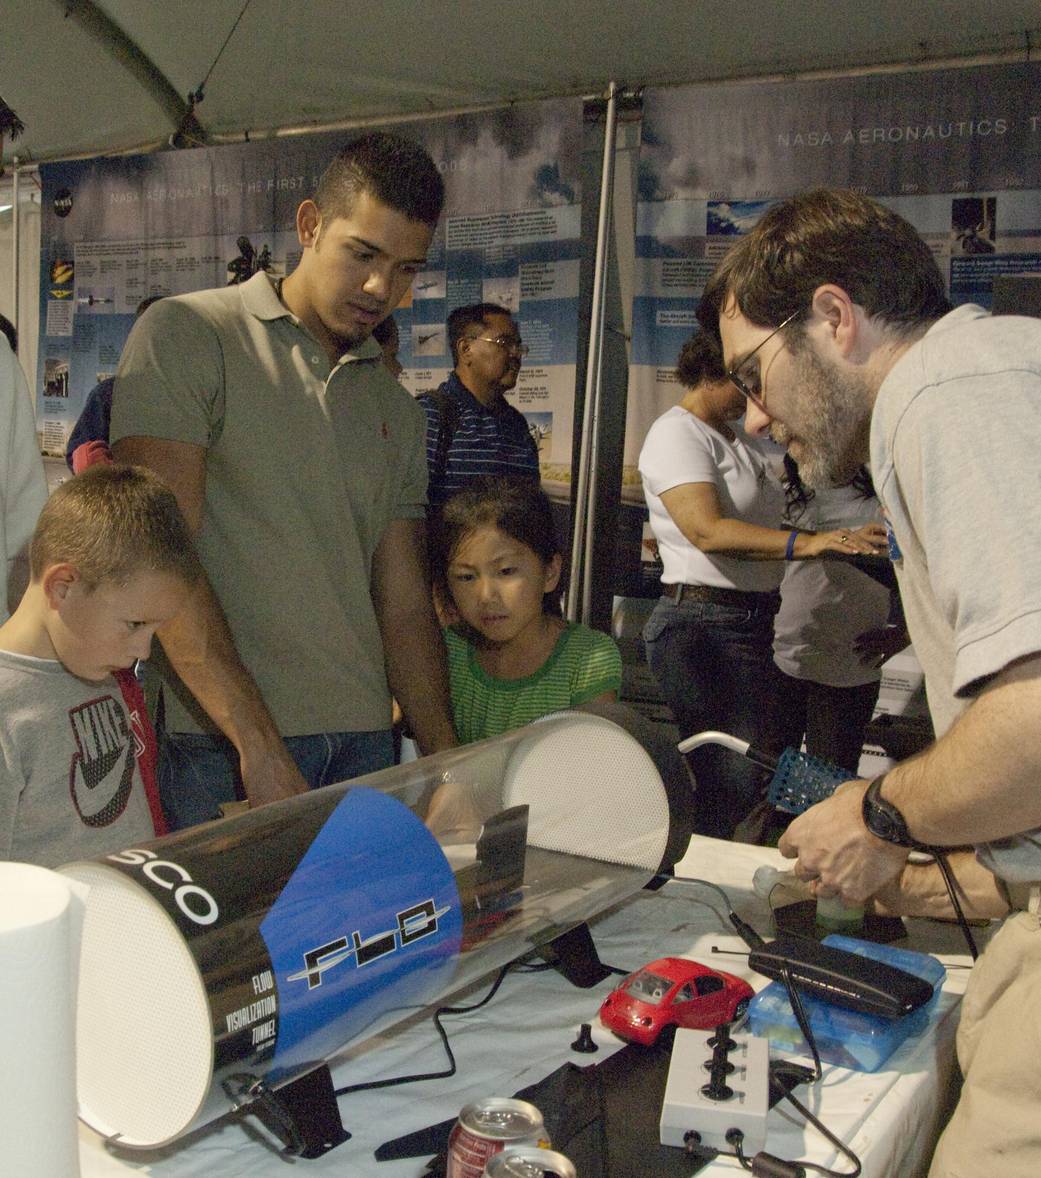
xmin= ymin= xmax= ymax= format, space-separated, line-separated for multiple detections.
xmin=11 ymin=164 xmax=20 ymax=345
xmin=567 ymin=80 xmax=618 ymax=623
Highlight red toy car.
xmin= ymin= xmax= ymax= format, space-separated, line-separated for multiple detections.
xmin=598 ymin=956 xmax=754 ymax=1047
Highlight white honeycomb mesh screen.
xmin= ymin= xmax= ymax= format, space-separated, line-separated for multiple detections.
xmin=59 ymin=862 xmax=213 ymax=1147
xmin=502 ymin=713 xmax=669 ymax=869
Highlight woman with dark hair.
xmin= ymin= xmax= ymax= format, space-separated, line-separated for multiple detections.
xmin=638 ymin=332 xmax=883 ymax=839
xmin=772 ymin=455 xmax=908 ymax=773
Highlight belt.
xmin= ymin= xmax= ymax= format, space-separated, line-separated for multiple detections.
xmin=664 ymin=583 xmax=777 ymax=610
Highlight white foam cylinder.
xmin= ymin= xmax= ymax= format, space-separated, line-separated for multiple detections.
xmin=0 ymin=862 xmax=86 ymax=1178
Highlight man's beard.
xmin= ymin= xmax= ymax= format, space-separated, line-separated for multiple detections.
xmin=335 ymin=322 xmax=375 ymax=350
xmin=770 ymin=341 xmax=873 ymax=489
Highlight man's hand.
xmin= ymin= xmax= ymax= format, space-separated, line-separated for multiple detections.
xmin=777 ymin=780 xmax=910 ymax=905
xmin=870 ymin=851 xmax=1009 ymax=921
xmin=372 ymin=518 xmax=457 ymax=755
xmin=237 ymin=737 xmax=310 ymax=809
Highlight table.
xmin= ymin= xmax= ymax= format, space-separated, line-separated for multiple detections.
xmin=79 ymin=836 xmax=980 ymax=1178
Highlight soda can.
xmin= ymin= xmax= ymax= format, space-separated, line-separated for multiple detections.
xmin=483 ymin=1145 xmax=578 ymax=1177
xmin=446 ymin=1097 xmax=549 ymax=1178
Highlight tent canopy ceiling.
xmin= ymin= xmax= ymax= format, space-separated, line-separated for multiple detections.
xmin=3 ymin=0 xmax=1040 ymax=168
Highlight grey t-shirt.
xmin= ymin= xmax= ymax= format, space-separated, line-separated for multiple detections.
xmin=871 ymin=304 xmax=1041 ymax=881
xmin=0 ymin=651 xmax=156 ymax=868
xmin=774 ymin=482 xmax=890 ymax=688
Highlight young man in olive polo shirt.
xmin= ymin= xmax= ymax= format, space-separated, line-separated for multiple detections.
xmin=112 ymin=133 xmax=457 ymax=829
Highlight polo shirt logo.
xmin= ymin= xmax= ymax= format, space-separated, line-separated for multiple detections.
xmin=381 ymin=421 xmax=389 ymax=439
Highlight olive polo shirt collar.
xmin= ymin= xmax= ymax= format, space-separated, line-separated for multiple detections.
xmin=238 ymin=270 xmax=383 ymax=366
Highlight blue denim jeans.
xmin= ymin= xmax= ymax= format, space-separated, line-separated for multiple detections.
xmin=157 ymin=729 xmax=395 ymax=831
xmin=643 ymin=592 xmax=784 ymax=839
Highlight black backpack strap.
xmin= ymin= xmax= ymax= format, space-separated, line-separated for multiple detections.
xmin=426 ymin=388 xmax=461 ymax=492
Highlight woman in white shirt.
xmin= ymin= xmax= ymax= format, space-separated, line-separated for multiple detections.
xmin=639 ymin=332 xmax=882 ymax=838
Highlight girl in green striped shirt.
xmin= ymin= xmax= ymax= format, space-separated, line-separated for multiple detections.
xmin=430 ymin=477 xmax=621 ymax=745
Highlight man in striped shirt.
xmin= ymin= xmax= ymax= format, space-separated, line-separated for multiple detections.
xmin=418 ymin=303 xmax=540 ymax=507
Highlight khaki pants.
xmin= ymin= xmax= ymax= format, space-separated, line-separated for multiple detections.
xmin=929 ymin=911 xmax=1041 ymax=1177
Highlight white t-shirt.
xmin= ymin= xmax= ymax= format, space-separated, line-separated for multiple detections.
xmin=773 ymin=483 xmax=891 ymax=687
xmin=0 ymin=651 xmax=158 ymax=868
xmin=0 ymin=339 xmax=48 ymax=621
xmin=639 ymin=407 xmax=785 ymax=592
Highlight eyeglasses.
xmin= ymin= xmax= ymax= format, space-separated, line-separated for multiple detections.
xmin=474 ymin=335 xmax=530 ymax=356
xmin=726 ymin=309 xmax=801 ymax=410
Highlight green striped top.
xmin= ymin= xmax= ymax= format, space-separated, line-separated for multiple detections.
xmin=446 ymin=622 xmax=623 ymax=745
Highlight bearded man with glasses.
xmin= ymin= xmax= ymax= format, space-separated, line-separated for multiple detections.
xmin=698 ymin=187 xmax=1041 ymax=1178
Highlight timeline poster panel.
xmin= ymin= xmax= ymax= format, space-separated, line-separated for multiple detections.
xmin=627 ymin=61 xmax=1041 ymax=509
xmin=36 ymin=98 xmax=584 ymax=481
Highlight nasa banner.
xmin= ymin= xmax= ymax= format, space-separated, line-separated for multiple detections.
xmin=626 ymin=60 xmax=1041 ymax=497
xmin=36 ymin=99 xmax=583 ymax=484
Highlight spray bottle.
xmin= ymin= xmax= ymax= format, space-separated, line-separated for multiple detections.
xmin=753 ymin=865 xmax=865 ymax=935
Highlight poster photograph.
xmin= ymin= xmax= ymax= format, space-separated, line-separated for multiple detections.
xmin=36 ymin=100 xmax=585 ymax=487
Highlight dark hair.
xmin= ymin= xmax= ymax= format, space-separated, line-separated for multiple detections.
xmin=675 ymin=330 xmax=726 ymax=388
xmin=782 ymin=452 xmax=876 ymax=514
xmin=447 ymin=303 xmax=513 ymax=366
xmin=31 ymin=464 xmax=202 ymax=589
xmin=0 ymin=312 xmax=16 ymax=353
xmin=135 ymin=295 xmax=164 ymax=317
xmin=314 ymin=132 xmax=444 ymax=228
xmin=698 ymin=188 xmax=950 ymax=340
xmin=430 ymin=476 xmax=562 ymax=615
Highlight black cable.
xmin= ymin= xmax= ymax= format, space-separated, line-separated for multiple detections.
xmin=733 ymin=1136 xmax=755 ymax=1171
xmin=190 ymin=0 xmax=255 ymax=104
xmin=928 ymin=850 xmax=979 ymax=960
xmin=775 ymin=1086 xmax=862 ymax=1177
xmin=333 ymin=963 xmax=513 ymax=1097
xmin=664 ymin=876 xmax=764 ymax=945
xmin=675 ymin=876 xmax=737 ymax=912
xmin=780 ymin=962 xmax=822 ymax=1083
xmin=728 ymin=1083 xmax=862 ymax=1177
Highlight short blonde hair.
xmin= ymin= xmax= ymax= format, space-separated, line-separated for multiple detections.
xmin=31 ymin=464 xmax=202 ymax=589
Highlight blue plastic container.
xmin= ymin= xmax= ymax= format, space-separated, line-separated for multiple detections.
xmin=747 ymin=935 xmax=946 ymax=1072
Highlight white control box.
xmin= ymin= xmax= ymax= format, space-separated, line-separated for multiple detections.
xmin=660 ymin=1027 xmax=770 ymax=1155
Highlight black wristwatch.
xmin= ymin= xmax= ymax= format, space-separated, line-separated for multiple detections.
xmin=862 ymin=775 xmax=918 ymax=848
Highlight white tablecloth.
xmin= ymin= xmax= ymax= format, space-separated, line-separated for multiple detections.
xmin=79 ymin=836 xmax=979 ymax=1178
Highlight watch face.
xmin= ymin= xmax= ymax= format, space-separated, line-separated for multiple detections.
xmin=871 ymin=808 xmax=900 ymax=842
xmin=864 ymin=782 xmax=913 ymax=846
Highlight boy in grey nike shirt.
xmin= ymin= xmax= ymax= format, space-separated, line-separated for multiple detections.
xmin=0 ymin=465 xmax=200 ymax=867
